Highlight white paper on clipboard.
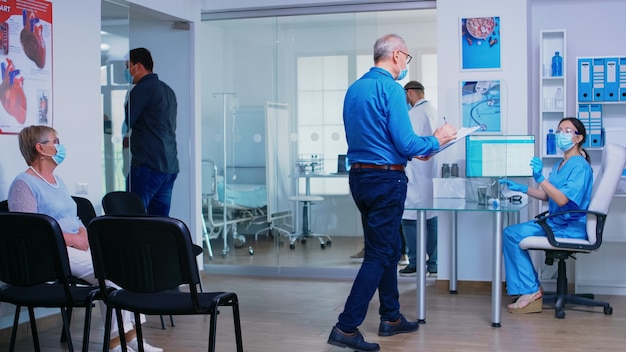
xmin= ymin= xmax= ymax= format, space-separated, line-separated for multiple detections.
xmin=419 ymin=125 xmax=480 ymax=157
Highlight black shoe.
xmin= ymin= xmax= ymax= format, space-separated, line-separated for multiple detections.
xmin=398 ymin=266 xmax=416 ymax=276
xmin=327 ymin=326 xmax=380 ymax=352
xmin=378 ymin=315 xmax=419 ymax=337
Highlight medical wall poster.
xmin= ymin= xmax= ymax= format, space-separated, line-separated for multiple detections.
xmin=461 ymin=80 xmax=501 ymax=132
xmin=0 ymin=0 xmax=52 ymax=135
xmin=460 ymin=17 xmax=501 ymax=70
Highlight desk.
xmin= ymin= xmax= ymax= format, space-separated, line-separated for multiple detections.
xmin=407 ymin=198 xmax=531 ymax=327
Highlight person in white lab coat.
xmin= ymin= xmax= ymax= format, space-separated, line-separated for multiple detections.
xmin=399 ymin=81 xmax=438 ymax=276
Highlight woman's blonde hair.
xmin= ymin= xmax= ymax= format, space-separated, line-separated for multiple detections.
xmin=18 ymin=125 xmax=56 ymax=165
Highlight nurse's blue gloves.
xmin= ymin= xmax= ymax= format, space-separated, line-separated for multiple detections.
xmin=499 ymin=179 xmax=528 ymax=194
xmin=530 ymin=157 xmax=545 ymax=183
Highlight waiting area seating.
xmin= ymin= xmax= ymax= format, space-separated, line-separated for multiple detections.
xmin=88 ymin=215 xmax=243 ymax=352
xmin=0 ymin=212 xmax=100 ymax=352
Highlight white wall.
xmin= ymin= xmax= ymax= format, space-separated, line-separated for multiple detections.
xmin=437 ymin=0 xmax=530 ymax=281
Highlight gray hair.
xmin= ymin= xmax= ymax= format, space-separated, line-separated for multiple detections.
xmin=373 ymin=34 xmax=407 ymax=63
xmin=18 ymin=125 xmax=56 ymax=165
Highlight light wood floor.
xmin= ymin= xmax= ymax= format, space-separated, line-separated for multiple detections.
xmin=1 ymin=271 xmax=625 ymax=351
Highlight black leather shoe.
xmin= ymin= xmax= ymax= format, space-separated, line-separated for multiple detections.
xmin=327 ymin=326 xmax=380 ymax=352
xmin=378 ymin=315 xmax=419 ymax=336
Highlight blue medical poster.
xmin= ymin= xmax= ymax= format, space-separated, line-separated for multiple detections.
xmin=461 ymin=80 xmax=501 ymax=132
xmin=461 ymin=17 xmax=501 ymax=70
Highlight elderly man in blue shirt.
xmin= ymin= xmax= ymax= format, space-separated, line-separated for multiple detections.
xmin=328 ymin=34 xmax=457 ymax=352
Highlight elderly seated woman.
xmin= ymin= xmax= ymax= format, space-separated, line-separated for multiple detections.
xmin=7 ymin=125 xmax=162 ymax=352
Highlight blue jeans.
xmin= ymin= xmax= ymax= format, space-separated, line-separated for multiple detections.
xmin=401 ymin=217 xmax=438 ymax=273
xmin=127 ymin=165 xmax=177 ymax=216
xmin=336 ymin=168 xmax=407 ymax=332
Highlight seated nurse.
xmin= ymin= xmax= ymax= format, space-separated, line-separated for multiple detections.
xmin=499 ymin=117 xmax=592 ymax=314
xmin=7 ymin=125 xmax=162 ymax=352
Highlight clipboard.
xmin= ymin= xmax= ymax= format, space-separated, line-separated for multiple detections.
xmin=418 ymin=125 xmax=481 ymax=157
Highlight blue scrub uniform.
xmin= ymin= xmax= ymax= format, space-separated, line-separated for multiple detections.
xmin=503 ymin=155 xmax=593 ymax=295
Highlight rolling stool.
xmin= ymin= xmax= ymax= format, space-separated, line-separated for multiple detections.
xmin=288 ymin=195 xmax=332 ymax=249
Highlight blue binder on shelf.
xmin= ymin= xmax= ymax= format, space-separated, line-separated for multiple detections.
xmin=593 ymin=58 xmax=605 ymax=101
xmin=604 ymin=57 xmax=619 ymax=101
xmin=578 ymin=104 xmax=591 ymax=147
xmin=589 ymin=104 xmax=603 ymax=147
xmin=620 ymin=57 xmax=626 ymax=101
xmin=578 ymin=58 xmax=593 ymax=102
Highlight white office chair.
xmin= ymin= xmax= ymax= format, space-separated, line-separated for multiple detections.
xmin=288 ymin=195 xmax=332 ymax=249
xmin=519 ymin=143 xmax=626 ymax=319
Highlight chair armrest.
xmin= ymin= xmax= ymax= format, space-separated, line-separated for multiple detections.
xmin=534 ymin=210 xmax=549 ymax=220
xmin=534 ymin=209 xmax=607 ymax=251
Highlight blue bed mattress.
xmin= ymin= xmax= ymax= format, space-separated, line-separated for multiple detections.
xmin=216 ymin=181 xmax=267 ymax=208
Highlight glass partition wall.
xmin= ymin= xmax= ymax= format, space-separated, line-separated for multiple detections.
xmin=201 ymin=9 xmax=437 ymax=276
xmin=101 ymin=1 xmax=130 ymax=194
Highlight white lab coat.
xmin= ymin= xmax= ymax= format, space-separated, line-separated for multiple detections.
xmin=402 ymin=98 xmax=438 ymax=220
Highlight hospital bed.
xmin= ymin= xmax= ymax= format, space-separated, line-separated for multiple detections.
xmin=202 ymin=160 xmax=267 ymax=257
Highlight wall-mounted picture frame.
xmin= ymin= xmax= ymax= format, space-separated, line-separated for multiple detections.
xmin=460 ymin=16 xmax=501 ymax=70
xmin=461 ymin=80 xmax=501 ymax=132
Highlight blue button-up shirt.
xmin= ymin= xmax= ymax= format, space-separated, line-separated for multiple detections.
xmin=343 ymin=67 xmax=439 ymax=166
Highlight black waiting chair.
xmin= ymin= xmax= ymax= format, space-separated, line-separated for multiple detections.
xmin=1 ymin=196 xmax=98 ymax=345
xmin=0 ymin=212 xmax=100 ymax=352
xmin=101 ymin=191 xmax=203 ymax=257
xmin=88 ymin=215 xmax=243 ymax=352
xmin=72 ymin=196 xmax=97 ymax=226
xmin=101 ymin=191 xmax=204 ymax=329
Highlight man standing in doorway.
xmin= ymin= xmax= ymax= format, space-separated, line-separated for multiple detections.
xmin=124 ymin=47 xmax=179 ymax=216
xmin=400 ymin=80 xmax=438 ymax=277
xmin=327 ymin=34 xmax=456 ymax=352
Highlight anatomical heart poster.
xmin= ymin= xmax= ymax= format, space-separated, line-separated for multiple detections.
xmin=0 ymin=0 xmax=52 ymax=135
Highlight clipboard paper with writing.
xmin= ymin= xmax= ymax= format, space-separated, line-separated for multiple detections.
xmin=418 ymin=126 xmax=480 ymax=157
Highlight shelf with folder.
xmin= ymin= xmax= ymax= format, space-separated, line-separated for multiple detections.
xmin=576 ymin=56 xmax=626 ymax=150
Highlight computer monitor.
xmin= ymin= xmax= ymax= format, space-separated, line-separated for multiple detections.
xmin=465 ymin=135 xmax=535 ymax=177
xmin=337 ymin=154 xmax=349 ymax=173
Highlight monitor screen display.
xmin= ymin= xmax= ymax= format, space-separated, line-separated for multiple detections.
xmin=465 ymin=135 xmax=535 ymax=177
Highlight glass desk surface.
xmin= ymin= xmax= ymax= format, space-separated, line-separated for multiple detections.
xmin=406 ymin=198 xmax=530 ymax=212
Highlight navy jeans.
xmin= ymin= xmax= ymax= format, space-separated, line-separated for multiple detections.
xmin=336 ymin=168 xmax=407 ymax=332
xmin=401 ymin=217 xmax=438 ymax=273
xmin=127 ymin=165 xmax=177 ymax=216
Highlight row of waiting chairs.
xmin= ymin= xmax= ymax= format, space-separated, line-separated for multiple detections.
xmin=0 ymin=193 xmax=243 ymax=352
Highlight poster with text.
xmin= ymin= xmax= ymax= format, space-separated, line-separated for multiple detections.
xmin=461 ymin=80 xmax=501 ymax=132
xmin=0 ymin=0 xmax=52 ymax=135
xmin=460 ymin=17 xmax=500 ymax=70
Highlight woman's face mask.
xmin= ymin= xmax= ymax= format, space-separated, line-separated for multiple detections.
xmin=556 ymin=131 xmax=575 ymax=151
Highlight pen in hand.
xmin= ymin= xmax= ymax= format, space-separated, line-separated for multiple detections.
xmin=443 ymin=116 xmax=447 ymax=124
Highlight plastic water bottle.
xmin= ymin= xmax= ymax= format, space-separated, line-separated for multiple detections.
xmin=554 ymin=88 xmax=564 ymax=110
xmin=546 ymin=129 xmax=556 ymax=155
xmin=551 ymin=51 xmax=562 ymax=77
